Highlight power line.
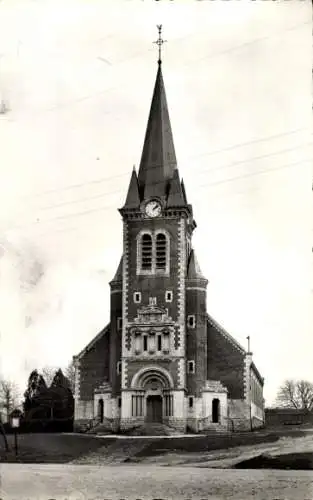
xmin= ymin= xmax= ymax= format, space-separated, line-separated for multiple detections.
xmin=30 ymin=141 xmax=311 ymax=213
xmin=186 ymin=20 xmax=310 ymax=67
xmin=195 ymin=142 xmax=311 ymax=178
xmin=196 ymin=158 xmax=311 ymax=191
xmin=13 ymin=158 xmax=310 ymax=236
xmin=23 ymin=127 xmax=309 ymax=201
xmin=1 ymin=20 xmax=308 ymax=124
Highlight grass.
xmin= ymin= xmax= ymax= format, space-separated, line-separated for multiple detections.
xmin=0 ymin=433 xmax=117 ymax=463
xmin=0 ymin=427 xmax=312 ymax=465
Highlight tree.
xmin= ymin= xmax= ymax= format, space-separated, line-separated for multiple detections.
xmin=0 ymin=379 xmax=20 ymax=421
xmin=23 ymin=369 xmax=49 ymax=419
xmin=0 ymin=414 xmax=9 ymax=452
xmin=64 ymin=360 xmax=75 ymax=391
xmin=276 ymin=379 xmax=313 ymax=411
xmin=41 ymin=366 xmax=58 ymax=387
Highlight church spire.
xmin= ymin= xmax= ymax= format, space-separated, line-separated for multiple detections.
xmin=137 ymin=26 xmax=177 ymax=200
xmin=123 ymin=166 xmax=140 ymax=208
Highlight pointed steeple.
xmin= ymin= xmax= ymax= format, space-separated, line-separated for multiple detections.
xmin=137 ymin=61 xmax=177 ymax=200
xmin=167 ymin=169 xmax=186 ymax=207
xmin=187 ymin=249 xmax=207 ymax=282
xmin=123 ymin=167 xmax=140 ymax=208
xmin=110 ymin=256 xmax=123 ymax=284
xmin=181 ymin=179 xmax=188 ymax=204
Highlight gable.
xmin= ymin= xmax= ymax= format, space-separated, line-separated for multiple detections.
xmin=207 ymin=314 xmax=245 ymax=354
xmin=75 ymin=323 xmax=110 ymax=361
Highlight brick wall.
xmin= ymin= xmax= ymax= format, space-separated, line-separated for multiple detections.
xmin=79 ymin=329 xmax=110 ymax=401
xmin=110 ymin=290 xmax=122 ymax=396
xmin=207 ymin=321 xmax=245 ymax=399
xmin=126 ymin=219 xmax=180 ymax=320
xmin=186 ymin=288 xmax=207 ymax=397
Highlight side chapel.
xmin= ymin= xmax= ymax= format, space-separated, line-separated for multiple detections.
xmin=73 ymin=31 xmax=264 ymax=433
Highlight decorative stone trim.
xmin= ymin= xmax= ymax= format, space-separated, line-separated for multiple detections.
xmin=122 ymin=220 xmax=129 ymax=358
xmin=243 ymin=353 xmax=253 ymax=401
xmin=185 ymin=287 xmax=207 ymax=292
xmin=133 ymin=292 xmax=142 ymax=303
xmin=131 ymin=365 xmax=174 ymax=390
xmin=202 ymin=380 xmax=228 ymax=393
xmin=122 ymin=360 xmax=128 ymax=389
xmin=177 ymin=218 xmax=186 ymax=361
xmin=136 ymin=229 xmax=170 ymax=276
xmin=178 ymin=358 xmax=185 ymax=388
xmin=73 ymin=357 xmax=81 ymax=400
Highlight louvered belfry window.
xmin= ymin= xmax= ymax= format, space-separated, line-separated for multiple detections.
xmin=141 ymin=234 xmax=153 ymax=270
xmin=156 ymin=233 xmax=167 ymax=270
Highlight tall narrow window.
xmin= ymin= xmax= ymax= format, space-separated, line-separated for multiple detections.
xmin=141 ymin=234 xmax=152 ymax=270
xmin=187 ymin=315 xmax=196 ymax=329
xmin=187 ymin=360 xmax=195 ymax=374
xmin=157 ymin=335 xmax=162 ymax=351
xmin=143 ymin=336 xmax=148 ymax=352
xmin=156 ymin=233 xmax=167 ymax=270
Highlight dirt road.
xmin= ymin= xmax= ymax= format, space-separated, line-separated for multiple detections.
xmin=1 ymin=464 xmax=313 ymax=499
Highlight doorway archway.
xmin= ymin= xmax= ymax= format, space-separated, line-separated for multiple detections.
xmin=98 ymin=399 xmax=104 ymax=423
xmin=146 ymin=395 xmax=163 ymax=422
xmin=212 ymin=398 xmax=220 ymax=423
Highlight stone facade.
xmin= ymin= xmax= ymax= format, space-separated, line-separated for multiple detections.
xmin=73 ymin=58 xmax=264 ymax=434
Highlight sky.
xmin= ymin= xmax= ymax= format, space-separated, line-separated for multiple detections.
xmin=0 ymin=0 xmax=311 ymax=406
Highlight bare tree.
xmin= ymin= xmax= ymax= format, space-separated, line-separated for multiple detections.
xmin=276 ymin=379 xmax=313 ymax=411
xmin=64 ymin=360 xmax=75 ymax=391
xmin=0 ymin=414 xmax=9 ymax=452
xmin=0 ymin=379 xmax=20 ymax=421
xmin=41 ymin=366 xmax=58 ymax=387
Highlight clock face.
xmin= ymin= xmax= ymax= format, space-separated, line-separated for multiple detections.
xmin=145 ymin=200 xmax=162 ymax=218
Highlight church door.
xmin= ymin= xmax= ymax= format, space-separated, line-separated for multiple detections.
xmin=146 ymin=395 xmax=163 ymax=423
xmin=98 ymin=399 xmax=104 ymax=423
xmin=212 ymin=398 xmax=220 ymax=423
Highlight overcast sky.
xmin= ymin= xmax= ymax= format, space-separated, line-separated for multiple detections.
xmin=0 ymin=0 xmax=311 ymax=405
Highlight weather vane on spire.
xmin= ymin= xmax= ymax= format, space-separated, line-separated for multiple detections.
xmin=153 ymin=25 xmax=167 ymax=65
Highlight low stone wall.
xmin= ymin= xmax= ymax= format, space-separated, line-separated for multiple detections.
xmin=186 ymin=418 xmax=200 ymax=433
xmin=166 ymin=418 xmax=186 ymax=432
xmin=120 ymin=417 xmax=145 ymax=431
xmin=252 ymin=416 xmax=264 ymax=429
xmin=228 ymin=399 xmax=251 ymax=431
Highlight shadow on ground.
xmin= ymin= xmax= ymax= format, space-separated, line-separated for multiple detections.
xmin=234 ymin=452 xmax=313 ymax=470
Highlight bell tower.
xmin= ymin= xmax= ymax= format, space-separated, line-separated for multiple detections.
xmin=115 ymin=27 xmax=201 ymax=431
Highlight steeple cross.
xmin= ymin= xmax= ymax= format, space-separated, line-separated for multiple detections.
xmin=153 ymin=25 xmax=167 ymax=65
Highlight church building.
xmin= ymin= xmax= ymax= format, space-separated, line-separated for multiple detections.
xmin=73 ymin=32 xmax=264 ymax=434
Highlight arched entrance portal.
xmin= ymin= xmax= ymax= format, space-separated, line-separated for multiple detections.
xmin=146 ymin=395 xmax=163 ymax=422
xmin=131 ymin=366 xmax=174 ymax=423
xmin=97 ymin=399 xmax=104 ymax=423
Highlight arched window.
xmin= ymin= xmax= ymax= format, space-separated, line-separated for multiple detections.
xmin=137 ymin=230 xmax=170 ymax=275
xmin=155 ymin=233 xmax=167 ymax=270
xmin=141 ymin=233 xmax=152 ymax=270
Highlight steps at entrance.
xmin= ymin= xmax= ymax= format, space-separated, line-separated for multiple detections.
xmin=125 ymin=423 xmax=182 ymax=436
xmin=72 ymin=438 xmax=149 ymax=465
